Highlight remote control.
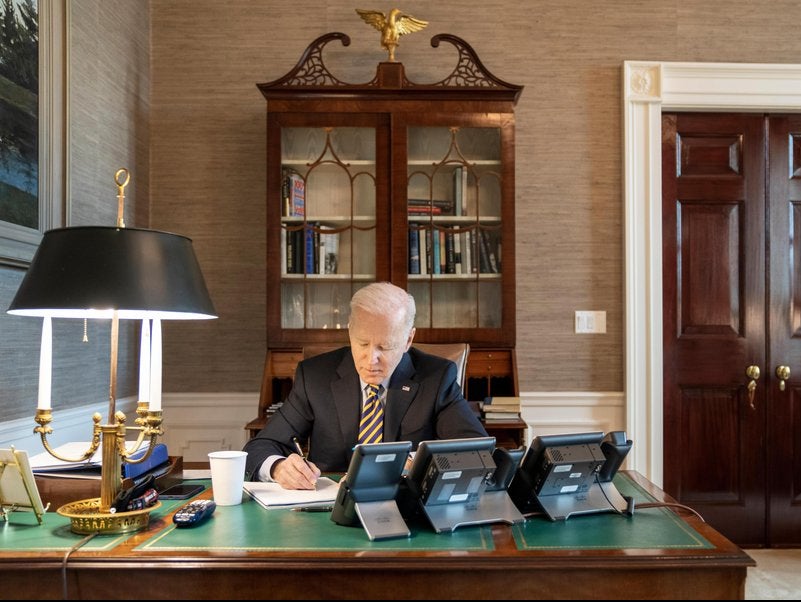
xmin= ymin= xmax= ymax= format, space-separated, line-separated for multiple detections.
xmin=173 ymin=499 xmax=216 ymax=528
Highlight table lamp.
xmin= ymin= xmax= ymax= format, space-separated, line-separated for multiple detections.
xmin=7 ymin=169 xmax=217 ymax=534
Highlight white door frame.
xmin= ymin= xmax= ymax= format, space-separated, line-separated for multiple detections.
xmin=622 ymin=61 xmax=801 ymax=486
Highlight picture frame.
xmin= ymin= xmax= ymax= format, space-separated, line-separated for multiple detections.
xmin=0 ymin=446 xmax=47 ymax=523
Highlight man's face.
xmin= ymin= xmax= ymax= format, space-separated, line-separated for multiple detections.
xmin=348 ymin=306 xmax=415 ymax=385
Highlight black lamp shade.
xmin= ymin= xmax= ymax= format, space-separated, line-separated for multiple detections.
xmin=8 ymin=227 xmax=217 ymax=320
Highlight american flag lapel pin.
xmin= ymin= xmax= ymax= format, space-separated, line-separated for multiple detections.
xmin=402 ymin=385 xmax=411 ymax=391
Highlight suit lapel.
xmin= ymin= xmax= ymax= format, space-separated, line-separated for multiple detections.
xmin=332 ymin=353 xmax=361 ymax=446
xmin=385 ymin=353 xmax=419 ymax=441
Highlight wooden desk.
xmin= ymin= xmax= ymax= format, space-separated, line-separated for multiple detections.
xmin=0 ymin=472 xmax=753 ymax=600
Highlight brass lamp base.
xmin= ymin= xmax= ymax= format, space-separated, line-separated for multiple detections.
xmin=57 ymin=497 xmax=161 ymax=535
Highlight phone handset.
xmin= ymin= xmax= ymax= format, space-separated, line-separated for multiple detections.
xmin=597 ymin=431 xmax=632 ymax=482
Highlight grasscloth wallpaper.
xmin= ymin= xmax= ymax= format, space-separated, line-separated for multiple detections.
xmin=3 ymin=0 xmax=801 ymax=421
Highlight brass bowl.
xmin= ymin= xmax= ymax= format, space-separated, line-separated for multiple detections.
xmin=57 ymin=497 xmax=161 ymax=535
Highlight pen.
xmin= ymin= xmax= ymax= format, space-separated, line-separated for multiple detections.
xmin=292 ymin=505 xmax=334 ymax=513
xmin=292 ymin=436 xmax=317 ymax=490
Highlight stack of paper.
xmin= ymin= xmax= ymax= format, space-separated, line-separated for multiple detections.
xmin=243 ymin=477 xmax=338 ymax=509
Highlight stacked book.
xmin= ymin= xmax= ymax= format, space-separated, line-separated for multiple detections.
xmin=482 ymin=396 xmax=521 ymax=421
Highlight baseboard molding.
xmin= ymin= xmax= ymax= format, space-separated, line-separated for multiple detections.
xmin=519 ymin=390 xmax=626 ymax=447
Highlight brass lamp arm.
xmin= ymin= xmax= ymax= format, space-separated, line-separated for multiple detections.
xmin=34 ymin=409 xmax=103 ymax=463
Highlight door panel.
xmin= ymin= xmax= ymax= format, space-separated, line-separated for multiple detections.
xmin=767 ymin=116 xmax=801 ymax=546
xmin=662 ymin=113 xmax=767 ymax=546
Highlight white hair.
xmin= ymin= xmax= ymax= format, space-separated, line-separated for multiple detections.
xmin=349 ymin=281 xmax=415 ymax=333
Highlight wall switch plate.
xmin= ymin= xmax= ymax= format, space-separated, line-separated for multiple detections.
xmin=575 ymin=311 xmax=606 ymax=334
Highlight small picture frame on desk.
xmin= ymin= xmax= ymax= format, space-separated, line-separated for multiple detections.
xmin=0 ymin=447 xmax=47 ymax=523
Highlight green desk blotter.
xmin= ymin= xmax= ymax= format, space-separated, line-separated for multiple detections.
xmin=513 ymin=473 xmax=713 ymax=550
xmin=0 ymin=497 xmax=185 ymax=552
xmin=137 ymin=494 xmax=494 ymax=552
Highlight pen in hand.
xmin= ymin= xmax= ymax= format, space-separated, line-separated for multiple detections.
xmin=292 ymin=436 xmax=317 ymax=490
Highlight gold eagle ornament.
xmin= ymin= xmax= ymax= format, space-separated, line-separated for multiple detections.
xmin=355 ymin=8 xmax=428 ymax=62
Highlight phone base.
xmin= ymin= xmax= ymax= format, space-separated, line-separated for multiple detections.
xmin=537 ymin=481 xmax=631 ymax=521
xmin=353 ymin=499 xmax=410 ymax=540
xmin=422 ymin=490 xmax=525 ymax=534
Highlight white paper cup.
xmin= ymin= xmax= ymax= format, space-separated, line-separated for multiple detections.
xmin=208 ymin=450 xmax=248 ymax=506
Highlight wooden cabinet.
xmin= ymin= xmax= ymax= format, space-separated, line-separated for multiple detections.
xmin=249 ymin=32 xmax=524 ymax=446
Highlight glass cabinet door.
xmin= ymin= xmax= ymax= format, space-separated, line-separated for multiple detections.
xmin=405 ymin=125 xmax=503 ymax=330
xmin=279 ymin=126 xmax=377 ymax=330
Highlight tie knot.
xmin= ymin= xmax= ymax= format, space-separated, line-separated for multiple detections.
xmin=366 ymin=384 xmax=381 ymax=398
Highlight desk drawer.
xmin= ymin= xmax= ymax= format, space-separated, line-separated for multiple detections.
xmin=466 ymin=349 xmax=514 ymax=377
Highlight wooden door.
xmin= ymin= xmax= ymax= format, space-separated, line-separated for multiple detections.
xmin=662 ymin=113 xmax=767 ymax=546
xmin=663 ymin=112 xmax=801 ymax=547
xmin=767 ymin=115 xmax=801 ymax=546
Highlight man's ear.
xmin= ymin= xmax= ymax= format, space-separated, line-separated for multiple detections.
xmin=405 ymin=327 xmax=416 ymax=351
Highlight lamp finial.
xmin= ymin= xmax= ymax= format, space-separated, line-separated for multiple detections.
xmin=115 ymin=168 xmax=130 ymax=228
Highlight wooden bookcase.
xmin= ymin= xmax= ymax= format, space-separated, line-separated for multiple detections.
xmin=248 ymin=32 xmax=524 ymax=447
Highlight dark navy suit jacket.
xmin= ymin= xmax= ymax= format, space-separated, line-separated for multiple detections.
xmin=244 ymin=346 xmax=487 ymax=478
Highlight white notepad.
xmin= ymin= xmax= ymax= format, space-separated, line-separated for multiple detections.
xmin=242 ymin=477 xmax=338 ymax=509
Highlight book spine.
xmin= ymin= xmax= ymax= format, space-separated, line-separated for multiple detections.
xmin=281 ymin=168 xmax=291 ymax=217
xmin=419 ymin=226 xmax=428 ymax=275
xmin=280 ymin=228 xmax=287 ymax=275
xmin=445 ymin=230 xmax=455 ymax=274
xmin=290 ymin=174 xmax=305 ymax=217
xmin=477 ymin=229 xmax=490 ymax=273
xmin=461 ymin=167 xmax=469 ymax=216
xmin=408 ymin=198 xmax=454 ymax=212
xmin=453 ymin=229 xmax=462 ymax=274
xmin=409 ymin=228 xmax=420 ymax=274
xmin=485 ymin=230 xmax=499 ymax=273
xmin=431 ymin=229 xmax=441 ymax=274
xmin=286 ymin=228 xmax=295 ymax=274
xmin=439 ymin=230 xmax=446 ymax=273
xmin=293 ymin=229 xmax=303 ymax=274
xmin=453 ymin=167 xmax=463 ymax=217
xmin=305 ymin=223 xmax=316 ymax=274
xmin=462 ymin=230 xmax=471 ymax=274
xmin=408 ymin=205 xmax=443 ymax=215
xmin=323 ymin=228 xmax=339 ymax=274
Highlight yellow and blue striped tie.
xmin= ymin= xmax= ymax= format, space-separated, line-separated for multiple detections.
xmin=358 ymin=384 xmax=384 ymax=444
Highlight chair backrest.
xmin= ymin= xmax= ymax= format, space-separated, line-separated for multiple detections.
xmin=301 ymin=343 xmax=470 ymax=391
xmin=413 ymin=343 xmax=470 ymax=392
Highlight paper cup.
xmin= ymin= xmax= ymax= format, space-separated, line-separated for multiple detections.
xmin=208 ymin=450 xmax=247 ymax=506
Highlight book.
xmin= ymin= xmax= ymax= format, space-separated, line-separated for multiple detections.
xmin=285 ymin=227 xmax=296 ymax=273
xmin=439 ymin=230 xmax=446 ymax=273
xmin=483 ymin=412 xmax=521 ymax=420
xmin=408 ymin=205 xmax=443 ymax=215
xmin=408 ymin=228 xmax=420 ymax=274
xmin=453 ymin=229 xmax=462 ymax=274
xmin=453 ymin=166 xmax=468 ymax=217
xmin=408 ymin=198 xmax=454 ymax=211
xmin=419 ymin=226 xmax=428 ymax=275
xmin=477 ymin=229 xmax=491 ymax=273
xmin=444 ymin=230 xmax=455 ymax=274
xmin=304 ymin=222 xmax=317 ymax=274
xmin=461 ymin=230 xmax=471 ymax=274
xmin=431 ymin=228 xmax=441 ymax=274
xmin=320 ymin=226 xmax=339 ymax=274
xmin=288 ymin=172 xmax=305 ymax=217
xmin=484 ymin=396 xmax=521 ymax=409
xmin=242 ymin=476 xmax=339 ymax=509
xmin=480 ymin=229 xmax=499 ymax=273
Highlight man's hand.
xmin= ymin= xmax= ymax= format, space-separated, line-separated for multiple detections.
xmin=271 ymin=454 xmax=321 ymax=490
